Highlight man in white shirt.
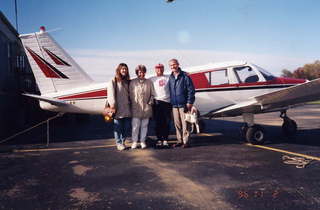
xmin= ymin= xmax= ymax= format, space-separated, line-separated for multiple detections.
xmin=149 ymin=64 xmax=171 ymax=147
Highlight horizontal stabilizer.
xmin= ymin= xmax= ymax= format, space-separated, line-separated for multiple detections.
xmin=23 ymin=93 xmax=68 ymax=106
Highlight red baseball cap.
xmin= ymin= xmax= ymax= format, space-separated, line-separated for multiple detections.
xmin=155 ymin=63 xmax=164 ymax=69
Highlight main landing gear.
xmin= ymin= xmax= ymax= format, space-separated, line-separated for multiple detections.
xmin=241 ymin=113 xmax=266 ymax=145
xmin=240 ymin=111 xmax=297 ymax=145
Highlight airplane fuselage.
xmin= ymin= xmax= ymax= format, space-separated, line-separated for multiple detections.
xmin=39 ymin=62 xmax=305 ymax=116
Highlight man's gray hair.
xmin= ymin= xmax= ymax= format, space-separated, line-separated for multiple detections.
xmin=169 ymin=58 xmax=179 ymax=64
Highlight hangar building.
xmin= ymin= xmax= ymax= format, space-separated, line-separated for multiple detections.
xmin=0 ymin=11 xmax=43 ymax=143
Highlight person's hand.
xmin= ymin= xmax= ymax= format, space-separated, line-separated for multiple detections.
xmin=186 ymin=103 xmax=193 ymax=112
xmin=108 ymin=106 xmax=116 ymax=113
xmin=153 ymin=99 xmax=158 ymax=105
xmin=103 ymin=106 xmax=116 ymax=117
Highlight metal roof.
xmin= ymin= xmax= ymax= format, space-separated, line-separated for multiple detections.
xmin=0 ymin=11 xmax=19 ymax=38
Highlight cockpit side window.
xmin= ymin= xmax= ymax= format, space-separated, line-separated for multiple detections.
xmin=205 ymin=69 xmax=229 ymax=86
xmin=234 ymin=66 xmax=259 ymax=83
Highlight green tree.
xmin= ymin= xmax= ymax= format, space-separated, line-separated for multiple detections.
xmin=281 ymin=60 xmax=320 ymax=80
xmin=281 ymin=69 xmax=293 ymax=78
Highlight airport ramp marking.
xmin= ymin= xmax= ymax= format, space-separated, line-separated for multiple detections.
xmin=14 ymin=144 xmax=115 ymax=153
xmin=246 ymin=143 xmax=320 ymax=161
xmin=12 ymin=133 xmax=217 ymax=153
xmin=127 ymin=150 xmax=233 ymax=210
xmin=197 ymin=133 xmax=221 ymax=137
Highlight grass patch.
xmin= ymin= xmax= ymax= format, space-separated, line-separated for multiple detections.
xmin=308 ymin=100 xmax=320 ymax=104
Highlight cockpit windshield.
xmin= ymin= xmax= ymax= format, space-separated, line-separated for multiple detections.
xmin=253 ymin=64 xmax=275 ymax=81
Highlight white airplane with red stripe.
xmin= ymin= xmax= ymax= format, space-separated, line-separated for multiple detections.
xmin=20 ymin=27 xmax=320 ymax=144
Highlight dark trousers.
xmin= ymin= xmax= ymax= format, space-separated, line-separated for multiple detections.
xmin=153 ymin=100 xmax=172 ymax=141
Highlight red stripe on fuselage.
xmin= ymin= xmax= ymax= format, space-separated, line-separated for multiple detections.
xmin=58 ymin=89 xmax=107 ymax=100
xmin=189 ymin=72 xmax=305 ymax=90
xmin=56 ymin=75 xmax=305 ymax=101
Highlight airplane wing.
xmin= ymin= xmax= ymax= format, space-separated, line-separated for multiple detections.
xmin=207 ymin=78 xmax=320 ymax=118
xmin=23 ymin=93 xmax=68 ymax=106
xmin=255 ymin=78 xmax=320 ymax=109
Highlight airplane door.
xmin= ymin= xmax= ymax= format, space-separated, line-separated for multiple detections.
xmin=194 ymin=68 xmax=238 ymax=114
xmin=231 ymin=66 xmax=269 ymax=101
xmin=233 ymin=66 xmax=265 ymax=83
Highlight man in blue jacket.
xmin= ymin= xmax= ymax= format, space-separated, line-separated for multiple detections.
xmin=168 ymin=58 xmax=195 ymax=148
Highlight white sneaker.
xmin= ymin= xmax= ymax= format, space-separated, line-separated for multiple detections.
xmin=117 ymin=144 xmax=125 ymax=151
xmin=131 ymin=142 xmax=138 ymax=149
xmin=141 ymin=142 xmax=147 ymax=149
xmin=156 ymin=140 xmax=163 ymax=147
xmin=163 ymin=140 xmax=169 ymax=147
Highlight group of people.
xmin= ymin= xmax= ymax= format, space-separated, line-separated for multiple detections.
xmin=104 ymin=58 xmax=195 ymax=151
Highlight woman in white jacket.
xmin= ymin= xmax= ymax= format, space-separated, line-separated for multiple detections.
xmin=129 ymin=65 xmax=155 ymax=149
xmin=106 ymin=63 xmax=131 ymax=151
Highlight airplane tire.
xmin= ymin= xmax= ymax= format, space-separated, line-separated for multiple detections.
xmin=240 ymin=124 xmax=249 ymax=140
xmin=282 ymin=118 xmax=297 ymax=136
xmin=246 ymin=125 xmax=265 ymax=145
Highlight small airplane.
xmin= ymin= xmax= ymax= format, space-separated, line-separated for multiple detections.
xmin=19 ymin=27 xmax=320 ymax=145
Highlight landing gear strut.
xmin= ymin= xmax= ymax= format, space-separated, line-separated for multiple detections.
xmin=280 ymin=110 xmax=297 ymax=136
xmin=240 ymin=111 xmax=298 ymax=144
xmin=242 ymin=113 xmax=266 ymax=145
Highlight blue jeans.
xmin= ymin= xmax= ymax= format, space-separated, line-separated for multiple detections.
xmin=113 ymin=117 xmax=131 ymax=145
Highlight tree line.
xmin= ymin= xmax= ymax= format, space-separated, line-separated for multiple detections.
xmin=281 ymin=60 xmax=320 ymax=80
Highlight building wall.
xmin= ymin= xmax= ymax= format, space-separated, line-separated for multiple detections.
xmin=0 ymin=12 xmax=45 ymax=143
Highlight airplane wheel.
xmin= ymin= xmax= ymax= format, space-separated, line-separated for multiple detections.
xmin=240 ymin=123 xmax=249 ymax=139
xmin=282 ymin=118 xmax=297 ymax=136
xmin=246 ymin=125 xmax=265 ymax=145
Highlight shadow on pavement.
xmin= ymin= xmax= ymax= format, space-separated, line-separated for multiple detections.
xmin=2 ymin=113 xmax=320 ymax=148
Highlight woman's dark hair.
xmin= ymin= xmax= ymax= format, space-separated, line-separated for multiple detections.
xmin=135 ymin=64 xmax=147 ymax=75
xmin=115 ymin=63 xmax=130 ymax=82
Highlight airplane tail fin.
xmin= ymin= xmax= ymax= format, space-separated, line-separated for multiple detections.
xmin=19 ymin=26 xmax=94 ymax=95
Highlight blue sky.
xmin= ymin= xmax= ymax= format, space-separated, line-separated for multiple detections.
xmin=1 ymin=0 xmax=320 ymax=81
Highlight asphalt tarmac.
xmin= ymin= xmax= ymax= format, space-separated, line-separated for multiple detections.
xmin=0 ymin=104 xmax=320 ymax=210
